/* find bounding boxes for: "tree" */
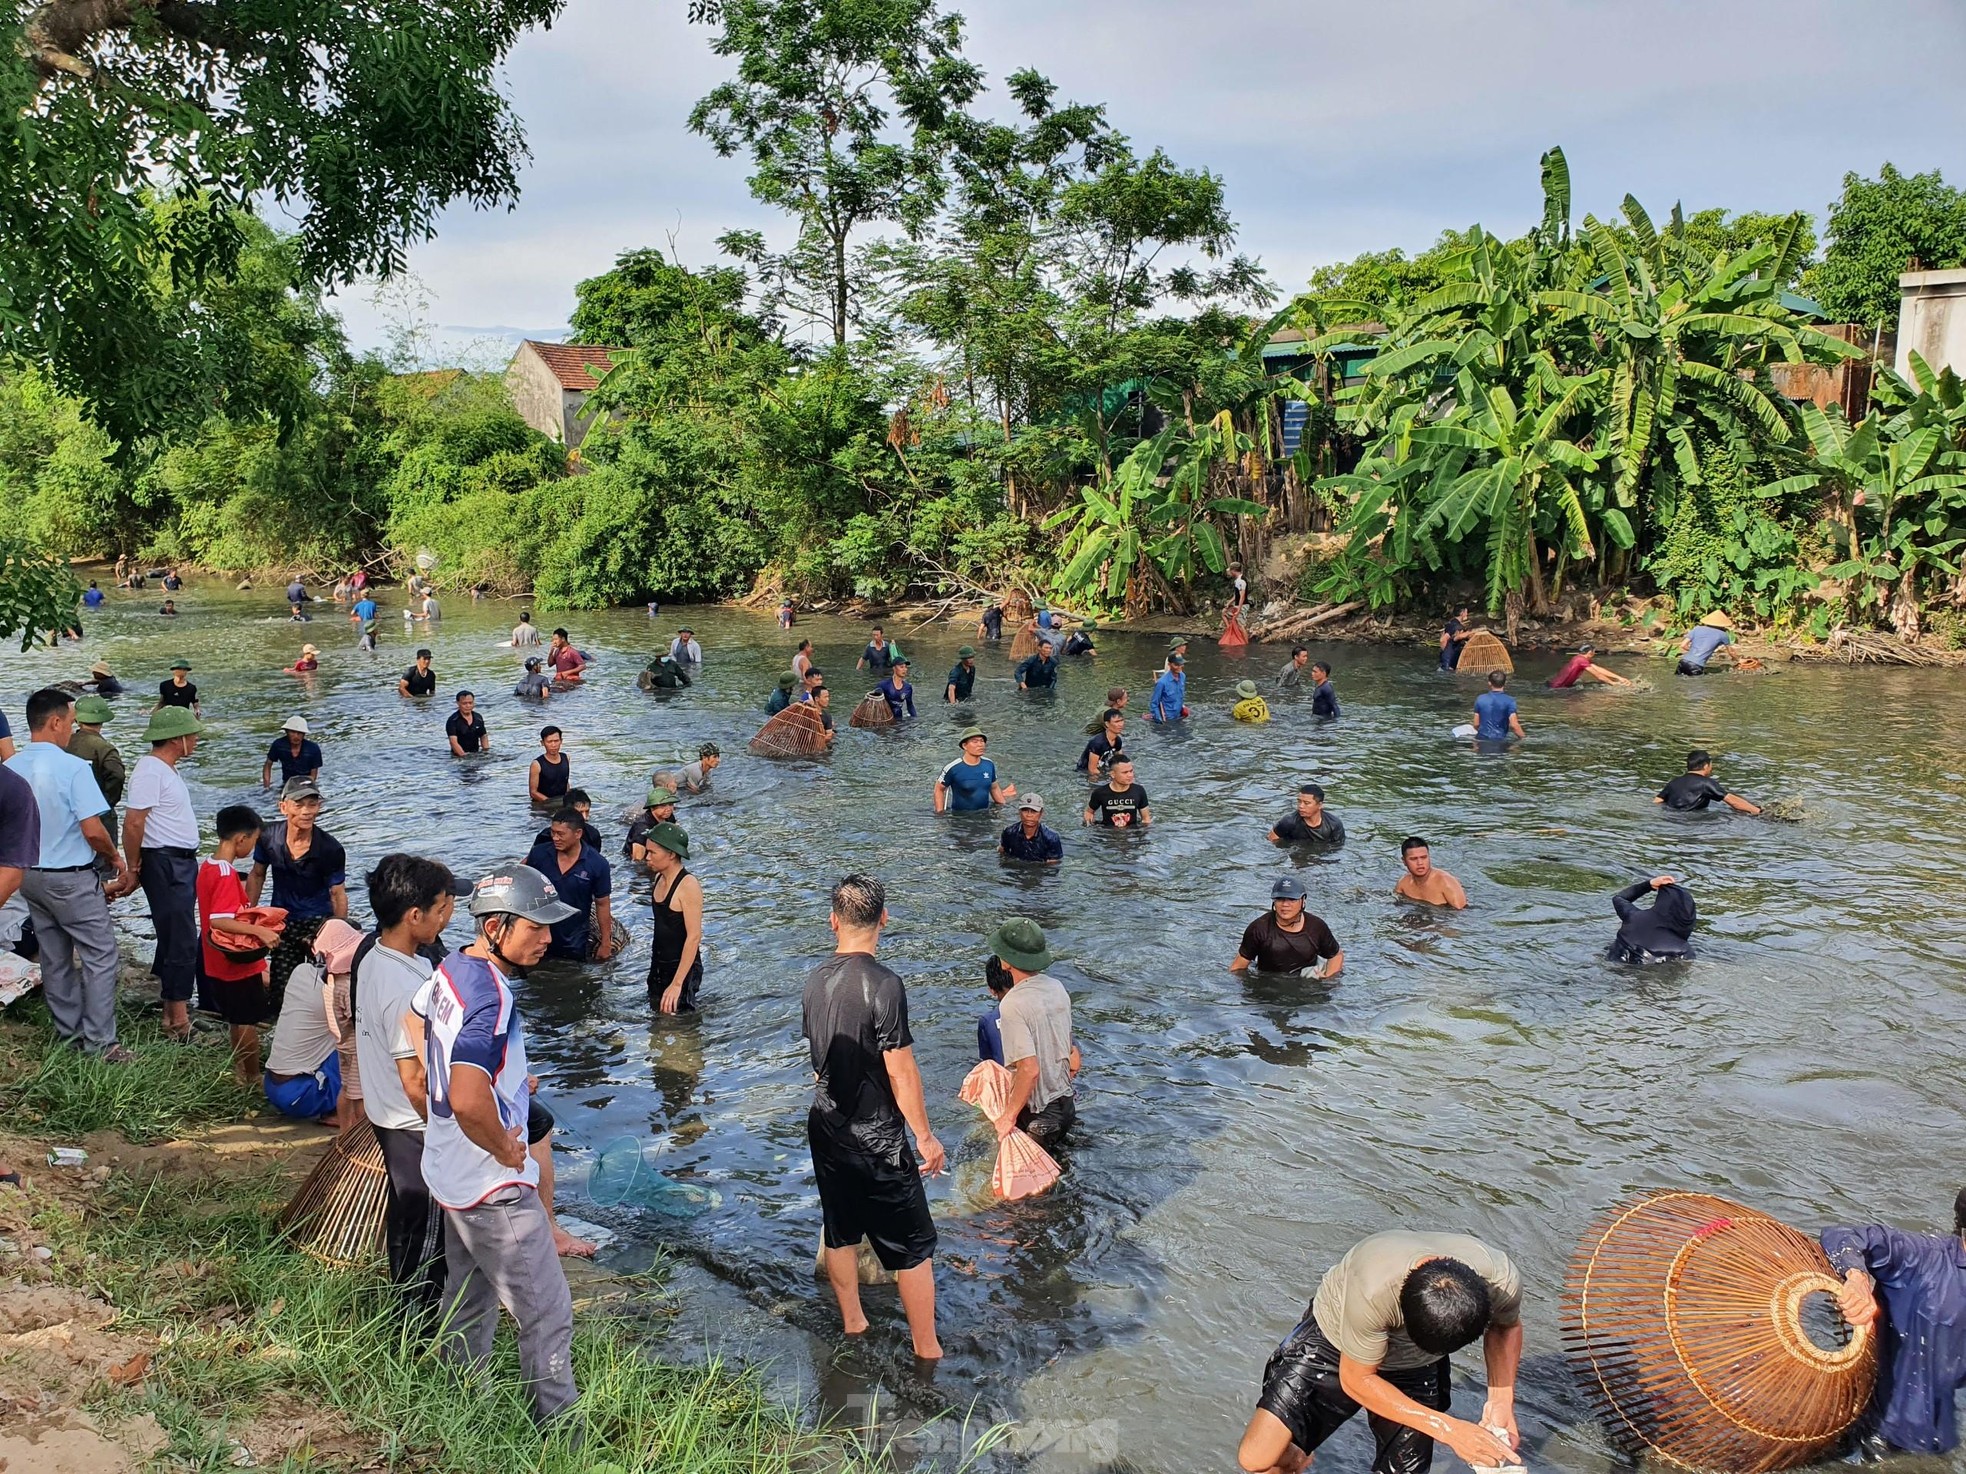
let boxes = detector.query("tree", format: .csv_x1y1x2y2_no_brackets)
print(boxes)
2,0,565,441
1679,208,1817,288
1807,165,1966,327
0,536,81,650
569,249,762,351
689,0,983,344
1301,233,1473,321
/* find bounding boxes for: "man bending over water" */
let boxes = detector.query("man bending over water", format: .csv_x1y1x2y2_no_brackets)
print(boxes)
1239,1231,1523,1474
1655,749,1760,815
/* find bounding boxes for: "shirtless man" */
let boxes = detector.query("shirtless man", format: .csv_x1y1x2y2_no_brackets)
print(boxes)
1393,837,1468,910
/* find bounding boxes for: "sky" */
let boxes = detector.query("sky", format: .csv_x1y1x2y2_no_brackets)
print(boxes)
323,0,1966,362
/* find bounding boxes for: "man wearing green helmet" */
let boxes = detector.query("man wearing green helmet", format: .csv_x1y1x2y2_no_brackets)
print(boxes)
945,646,978,704
125,705,207,1039
67,695,125,854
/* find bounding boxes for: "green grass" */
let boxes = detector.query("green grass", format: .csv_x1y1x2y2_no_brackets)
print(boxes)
39,1170,905,1473
0,997,257,1142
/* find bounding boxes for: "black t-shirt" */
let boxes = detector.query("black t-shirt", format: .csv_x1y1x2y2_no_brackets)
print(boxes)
1273,810,1346,845
157,679,198,708
802,953,913,1149
1078,733,1123,772
1086,781,1149,826
946,662,976,700
402,665,437,696
1659,773,1729,810
445,711,486,753
1238,911,1340,974
624,813,657,858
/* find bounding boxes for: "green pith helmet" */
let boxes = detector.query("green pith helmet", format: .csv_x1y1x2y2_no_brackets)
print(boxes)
72,695,113,724
957,645,976,659
777,671,797,690
1235,679,1259,699
168,657,192,671
645,821,689,859
143,707,206,743
645,785,677,808
957,725,987,746
987,916,1054,972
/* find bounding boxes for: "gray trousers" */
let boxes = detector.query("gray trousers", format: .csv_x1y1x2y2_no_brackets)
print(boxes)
20,868,119,1051
439,1186,577,1426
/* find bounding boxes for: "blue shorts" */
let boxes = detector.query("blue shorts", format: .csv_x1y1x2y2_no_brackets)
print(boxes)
263,1051,341,1119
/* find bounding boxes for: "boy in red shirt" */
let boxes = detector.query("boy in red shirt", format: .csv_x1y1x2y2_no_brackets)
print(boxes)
198,805,282,1083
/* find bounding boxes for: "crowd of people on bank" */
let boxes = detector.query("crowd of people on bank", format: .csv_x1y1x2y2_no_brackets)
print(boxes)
5,572,1960,1468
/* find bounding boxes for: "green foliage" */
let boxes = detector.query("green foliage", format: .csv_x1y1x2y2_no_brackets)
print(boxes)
0,999,254,1138
1680,208,1817,287
1807,164,1966,326
1646,433,1819,619
1,0,566,442
1301,232,1475,320
0,533,81,650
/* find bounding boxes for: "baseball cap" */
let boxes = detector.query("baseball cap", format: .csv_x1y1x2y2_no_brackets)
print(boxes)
280,776,323,802
1271,877,1308,901
1017,793,1045,813
1168,653,1185,666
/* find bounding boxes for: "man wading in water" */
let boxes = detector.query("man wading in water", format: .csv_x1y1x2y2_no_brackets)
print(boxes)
802,874,945,1360
641,822,702,1014
1239,1230,1524,1474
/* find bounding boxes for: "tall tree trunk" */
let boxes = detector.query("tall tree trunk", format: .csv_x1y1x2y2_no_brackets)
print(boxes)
1525,527,1550,616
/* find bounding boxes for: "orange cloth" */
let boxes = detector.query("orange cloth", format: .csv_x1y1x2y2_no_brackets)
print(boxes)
958,1060,1060,1201
1220,606,1248,647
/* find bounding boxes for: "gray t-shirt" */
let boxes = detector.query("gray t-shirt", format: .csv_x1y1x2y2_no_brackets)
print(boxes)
1277,660,1306,689
1310,1230,1522,1371
265,960,339,1076
355,943,433,1132
675,759,710,793
997,973,1075,1113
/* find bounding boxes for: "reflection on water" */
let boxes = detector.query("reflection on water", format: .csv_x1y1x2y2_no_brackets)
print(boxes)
10,586,1966,1472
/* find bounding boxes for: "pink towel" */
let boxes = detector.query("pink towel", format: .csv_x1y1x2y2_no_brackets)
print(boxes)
958,1060,1060,1201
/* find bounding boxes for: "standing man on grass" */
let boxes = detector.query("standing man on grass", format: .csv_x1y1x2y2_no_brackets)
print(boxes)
415,866,579,1428
7,689,134,1061
124,707,206,1041
247,776,349,1011
802,874,945,1359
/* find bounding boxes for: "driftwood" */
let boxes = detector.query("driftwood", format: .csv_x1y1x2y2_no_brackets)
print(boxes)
1787,627,1966,667
1248,600,1364,642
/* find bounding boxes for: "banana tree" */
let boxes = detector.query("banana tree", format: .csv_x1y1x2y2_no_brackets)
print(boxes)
1759,404,1966,633
1046,412,1268,614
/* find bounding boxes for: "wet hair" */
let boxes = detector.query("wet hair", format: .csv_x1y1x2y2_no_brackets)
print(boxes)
831,874,885,929
1299,783,1325,800
1400,1259,1493,1355
540,725,562,741
455,690,473,703
805,667,824,682
552,627,570,639
415,648,431,660
1487,670,1508,688
1290,645,1307,658
1102,708,1125,726
871,626,884,635
520,610,532,621
24,687,74,730
1312,661,1332,679
549,806,585,831
1110,755,1135,770
1401,835,1430,855
985,955,1014,997
1954,1188,1966,1236
1105,686,1127,705
1686,749,1711,771
368,853,458,928
567,788,592,807
798,638,812,653
215,805,263,842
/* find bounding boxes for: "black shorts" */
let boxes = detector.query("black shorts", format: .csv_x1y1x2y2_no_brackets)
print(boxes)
1675,659,1709,676
809,1111,937,1273
201,967,268,1026
647,955,703,1012
1258,1318,1451,1474
1018,1093,1076,1147
527,1099,555,1145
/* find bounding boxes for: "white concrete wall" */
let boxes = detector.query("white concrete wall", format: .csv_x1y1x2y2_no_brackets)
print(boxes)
505,349,569,443
1897,269,1966,378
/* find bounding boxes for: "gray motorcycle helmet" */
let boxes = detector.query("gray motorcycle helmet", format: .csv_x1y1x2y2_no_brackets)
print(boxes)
466,864,579,925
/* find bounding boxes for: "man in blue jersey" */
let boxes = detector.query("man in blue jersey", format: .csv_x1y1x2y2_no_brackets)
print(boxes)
414,866,580,1429
934,727,1015,813
1151,654,1188,723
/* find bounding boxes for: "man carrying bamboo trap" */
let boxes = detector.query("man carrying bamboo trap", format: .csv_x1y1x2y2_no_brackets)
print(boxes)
414,865,580,1430
1238,1231,1523,1474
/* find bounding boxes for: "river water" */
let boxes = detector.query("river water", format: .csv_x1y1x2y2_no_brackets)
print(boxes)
9,584,1966,1472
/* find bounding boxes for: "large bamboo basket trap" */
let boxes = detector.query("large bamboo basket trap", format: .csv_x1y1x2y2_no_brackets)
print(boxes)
1458,629,1513,672
279,1118,389,1269
1562,1191,1875,1473
1008,625,1041,661
750,701,830,757
848,691,894,728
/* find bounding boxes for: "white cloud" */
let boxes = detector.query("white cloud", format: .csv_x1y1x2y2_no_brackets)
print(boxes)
331,0,1966,352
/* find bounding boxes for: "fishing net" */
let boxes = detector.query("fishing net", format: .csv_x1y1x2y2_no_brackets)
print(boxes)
1458,629,1513,672
749,702,829,757
585,913,630,960
1003,588,1034,620
1562,1190,1874,1473
848,691,894,728
279,1119,388,1268
587,1134,721,1217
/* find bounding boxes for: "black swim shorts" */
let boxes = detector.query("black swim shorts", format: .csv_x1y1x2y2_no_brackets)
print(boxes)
1675,659,1709,676
809,1111,937,1273
527,1098,555,1146
1258,1316,1451,1474
1018,1094,1076,1148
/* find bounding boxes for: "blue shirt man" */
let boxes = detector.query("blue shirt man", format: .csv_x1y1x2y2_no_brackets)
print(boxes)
352,596,377,623
1823,1204,1966,1453
83,584,105,609
877,667,917,719
999,798,1063,864
521,834,611,959
6,736,110,869
1151,660,1187,723
1015,650,1058,691
1473,686,1519,740
1679,621,1733,673
936,728,1005,813
265,732,324,784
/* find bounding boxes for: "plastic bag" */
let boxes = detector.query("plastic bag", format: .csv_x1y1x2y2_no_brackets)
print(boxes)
958,1059,1059,1202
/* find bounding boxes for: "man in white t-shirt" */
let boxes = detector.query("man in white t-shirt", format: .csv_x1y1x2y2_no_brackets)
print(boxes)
414,865,579,1427
986,918,1080,1148
124,706,206,1039
355,853,465,1317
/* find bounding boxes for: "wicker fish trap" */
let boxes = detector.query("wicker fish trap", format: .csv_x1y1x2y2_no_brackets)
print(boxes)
749,702,829,757
1562,1191,1875,1473
1008,625,1041,661
1458,629,1513,672
278,1119,389,1269
848,692,894,728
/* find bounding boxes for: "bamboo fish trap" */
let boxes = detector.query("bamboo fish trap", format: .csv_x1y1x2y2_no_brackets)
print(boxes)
1457,629,1513,672
749,701,830,757
278,1119,389,1269
1008,624,1042,661
1562,1191,1875,1473
848,691,894,728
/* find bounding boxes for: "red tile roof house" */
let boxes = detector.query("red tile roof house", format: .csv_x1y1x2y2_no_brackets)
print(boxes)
504,340,626,450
